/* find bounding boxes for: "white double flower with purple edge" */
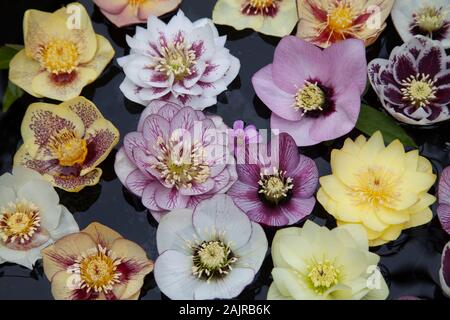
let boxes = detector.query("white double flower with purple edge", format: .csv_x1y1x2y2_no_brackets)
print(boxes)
118,10,240,110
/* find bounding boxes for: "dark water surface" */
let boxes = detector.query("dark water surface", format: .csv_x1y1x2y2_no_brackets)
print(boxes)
0,0,449,300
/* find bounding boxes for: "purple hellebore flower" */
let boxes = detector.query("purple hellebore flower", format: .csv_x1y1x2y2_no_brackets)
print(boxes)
114,101,237,221
228,132,318,227
440,241,450,298
252,36,366,147
437,166,450,234
368,36,450,126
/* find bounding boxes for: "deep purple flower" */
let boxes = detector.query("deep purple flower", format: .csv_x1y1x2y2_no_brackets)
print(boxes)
252,36,366,146
368,36,450,125
440,241,450,298
114,101,237,221
228,132,318,226
437,166,450,234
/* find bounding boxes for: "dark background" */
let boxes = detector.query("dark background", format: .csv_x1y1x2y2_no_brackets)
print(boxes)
0,0,449,300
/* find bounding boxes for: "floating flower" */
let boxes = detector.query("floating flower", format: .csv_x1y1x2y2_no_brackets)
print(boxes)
14,97,119,192
392,0,449,49
154,194,267,299
114,101,237,221
42,222,153,300
296,0,394,48
0,166,79,269
228,132,318,226
9,2,115,101
437,166,450,234
94,0,182,28
212,0,298,37
368,36,450,125
440,241,450,298
252,36,366,146
268,220,389,300
118,10,240,110
317,131,436,247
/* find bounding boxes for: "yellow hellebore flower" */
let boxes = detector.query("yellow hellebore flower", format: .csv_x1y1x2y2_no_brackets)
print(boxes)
9,2,115,101
268,220,389,300
317,131,436,247
14,97,119,192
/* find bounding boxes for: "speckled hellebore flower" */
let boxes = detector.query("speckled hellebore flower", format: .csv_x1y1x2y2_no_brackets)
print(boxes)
437,166,450,235
317,131,437,247
252,36,366,146
0,166,79,269
93,0,182,28
118,10,240,110
392,0,449,49
439,241,450,298
212,0,298,37
42,222,153,300
9,2,115,101
14,97,119,192
296,0,394,48
268,220,389,300
154,194,267,300
228,132,318,226
368,36,450,125
114,101,237,222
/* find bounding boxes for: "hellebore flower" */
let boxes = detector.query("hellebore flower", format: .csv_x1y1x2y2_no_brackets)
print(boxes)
154,194,267,299
437,166,450,234
392,0,449,49
9,2,115,101
368,36,450,125
440,241,450,298
317,131,437,247
0,166,79,269
229,120,260,156
118,10,240,110
228,132,318,226
212,0,298,37
114,101,237,221
42,222,153,300
14,97,119,192
93,0,182,28
252,36,366,146
296,0,395,48
268,220,389,300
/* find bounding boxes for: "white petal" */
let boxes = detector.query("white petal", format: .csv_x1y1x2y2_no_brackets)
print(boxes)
119,78,146,106
0,241,51,269
121,54,152,88
157,208,197,254
221,56,240,86
154,249,201,299
114,147,138,186
0,185,16,205
48,205,79,240
11,166,44,188
235,222,268,271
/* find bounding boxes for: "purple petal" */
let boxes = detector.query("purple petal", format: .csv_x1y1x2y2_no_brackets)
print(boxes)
382,85,406,106
270,113,316,147
125,169,153,197
123,132,147,160
233,120,245,131
200,59,230,83
439,167,450,206
437,204,450,235
142,182,162,211
441,244,450,288
247,205,289,227
114,147,137,186
142,114,170,146
169,106,200,132
276,133,300,173
179,179,215,196
434,85,450,105
393,53,418,83
290,154,318,198
235,163,261,186
280,196,315,225
417,44,446,79
137,101,181,131
154,185,189,210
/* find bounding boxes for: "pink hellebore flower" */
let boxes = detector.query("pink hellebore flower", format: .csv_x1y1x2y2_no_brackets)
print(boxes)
252,36,366,146
114,101,237,221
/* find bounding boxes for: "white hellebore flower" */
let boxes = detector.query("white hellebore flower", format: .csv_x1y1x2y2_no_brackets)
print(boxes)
0,166,79,268
392,0,450,48
118,10,240,110
154,194,267,299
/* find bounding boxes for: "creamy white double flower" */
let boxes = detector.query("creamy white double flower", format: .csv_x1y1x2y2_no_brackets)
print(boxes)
118,10,240,110
0,166,79,268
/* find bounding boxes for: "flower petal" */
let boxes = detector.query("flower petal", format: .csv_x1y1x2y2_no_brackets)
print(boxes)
8,49,43,98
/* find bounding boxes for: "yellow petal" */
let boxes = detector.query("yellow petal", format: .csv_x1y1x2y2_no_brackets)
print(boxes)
379,224,403,241
417,156,433,174
354,134,367,147
330,149,364,186
405,150,419,172
257,0,298,37
60,96,103,128
319,175,349,202
375,139,405,171
81,35,115,78
401,171,436,194
404,208,432,229
50,271,75,300
360,206,388,232
31,67,97,101
316,188,339,220
341,137,361,155
376,206,410,225
52,167,103,192
213,0,264,31
82,222,123,248
8,49,43,98
358,131,385,165
23,9,52,59
408,193,436,214
369,238,389,247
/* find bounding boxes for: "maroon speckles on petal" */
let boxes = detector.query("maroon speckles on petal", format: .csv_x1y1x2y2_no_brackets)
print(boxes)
241,1,278,17
190,41,204,59
67,100,102,128
52,169,102,191
29,110,77,148
50,71,77,86
83,129,118,170
150,71,168,83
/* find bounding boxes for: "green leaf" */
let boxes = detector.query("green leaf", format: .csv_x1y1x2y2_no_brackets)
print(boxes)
0,44,22,69
2,81,24,112
356,104,417,147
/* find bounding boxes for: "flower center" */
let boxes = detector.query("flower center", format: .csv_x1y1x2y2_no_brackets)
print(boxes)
0,200,40,245
128,0,145,6
351,166,401,207
154,135,210,189
294,81,326,114
48,130,88,167
192,240,238,281
39,39,79,75
307,260,340,294
70,245,122,294
414,6,446,33
401,74,437,108
258,167,294,205
327,1,354,32
249,0,273,9
241,0,278,16
154,40,197,81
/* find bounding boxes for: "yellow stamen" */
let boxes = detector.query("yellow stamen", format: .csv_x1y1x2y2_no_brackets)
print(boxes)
249,0,273,9
327,1,354,32
38,39,79,75
294,81,326,113
48,130,88,167
154,40,197,81
258,167,294,204
415,6,447,33
0,200,41,245
307,260,340,294
401,73,437,108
